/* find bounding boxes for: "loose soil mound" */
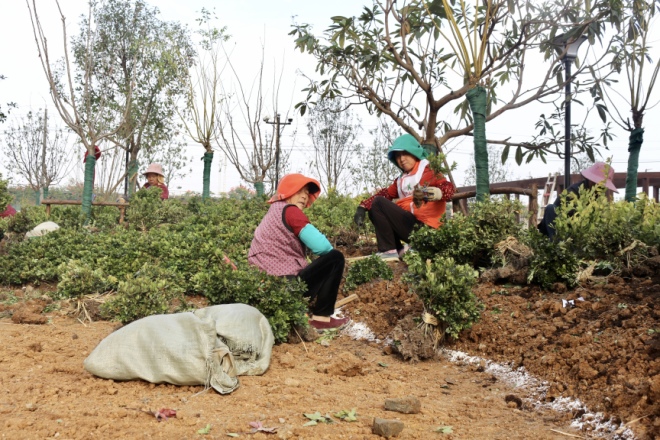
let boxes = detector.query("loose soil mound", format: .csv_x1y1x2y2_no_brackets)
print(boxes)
0,258,657,439
340,263,660,440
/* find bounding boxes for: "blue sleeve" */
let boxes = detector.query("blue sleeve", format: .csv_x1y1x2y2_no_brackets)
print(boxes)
298,224,333,256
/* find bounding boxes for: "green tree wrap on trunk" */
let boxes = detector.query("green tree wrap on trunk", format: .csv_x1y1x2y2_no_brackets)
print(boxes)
35,189,41,206
254,181,264,197
82,155,96,219
467,86,489,202
625,128,644,202
42,187,49,201
128,160,139,196
202,152,214,200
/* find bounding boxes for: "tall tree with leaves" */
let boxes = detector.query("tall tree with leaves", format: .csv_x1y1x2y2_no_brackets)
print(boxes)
591,0,659,201
71,0,195,197
2,109,74,204
306,98,361,192
290,0,617,201
27,0,134,218
179,8,229,200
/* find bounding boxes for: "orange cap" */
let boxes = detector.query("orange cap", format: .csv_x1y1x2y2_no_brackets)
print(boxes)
268,173,321,207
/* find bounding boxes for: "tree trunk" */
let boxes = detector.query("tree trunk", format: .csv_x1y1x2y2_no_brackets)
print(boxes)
624,128,644,202
82,155,97,220
34,189,41,206
254,181,264,196
467,86,490,202
202,152,214,200
127,158,139,197
42,186,49,200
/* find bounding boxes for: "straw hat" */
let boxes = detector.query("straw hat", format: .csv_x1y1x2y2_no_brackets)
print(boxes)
268,174,321,208
142,163,164,177
581,162,618,192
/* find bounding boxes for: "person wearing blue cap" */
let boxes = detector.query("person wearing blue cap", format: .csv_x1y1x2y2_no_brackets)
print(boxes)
353,134,455,261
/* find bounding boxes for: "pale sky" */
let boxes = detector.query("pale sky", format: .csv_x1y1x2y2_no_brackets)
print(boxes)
2,1,660,196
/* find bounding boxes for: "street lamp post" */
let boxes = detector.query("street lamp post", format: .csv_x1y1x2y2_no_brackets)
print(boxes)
263,113,293,189
553,34,587,190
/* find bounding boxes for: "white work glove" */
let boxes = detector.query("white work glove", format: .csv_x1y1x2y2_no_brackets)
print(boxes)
422,186,443,201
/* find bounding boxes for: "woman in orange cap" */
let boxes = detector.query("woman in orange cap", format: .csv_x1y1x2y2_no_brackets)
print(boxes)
141,163,169,200
538,161,618,239
248,173,348,331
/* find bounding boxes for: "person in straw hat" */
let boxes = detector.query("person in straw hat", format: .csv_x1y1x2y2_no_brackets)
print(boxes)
538,161,618,240
141,163,169,200
248,173,349,331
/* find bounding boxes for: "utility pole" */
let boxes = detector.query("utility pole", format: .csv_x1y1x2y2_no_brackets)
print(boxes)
264,113,293,189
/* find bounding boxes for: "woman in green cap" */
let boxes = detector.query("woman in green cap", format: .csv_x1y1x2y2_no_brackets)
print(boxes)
353,134,455,261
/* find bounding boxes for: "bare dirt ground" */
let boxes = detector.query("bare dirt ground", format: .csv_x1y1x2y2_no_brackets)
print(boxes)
0,257,658,440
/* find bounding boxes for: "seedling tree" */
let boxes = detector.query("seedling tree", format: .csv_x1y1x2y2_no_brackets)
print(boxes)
26,0,134,218
306,97,361,193
2,109,74,204
215,40,295,196
290,0,618,201
178,8,229,200
590,0,660,201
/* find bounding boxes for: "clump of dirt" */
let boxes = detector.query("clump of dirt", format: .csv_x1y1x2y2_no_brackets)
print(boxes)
342,262,422,340
10,299,49,324
390,314,436,362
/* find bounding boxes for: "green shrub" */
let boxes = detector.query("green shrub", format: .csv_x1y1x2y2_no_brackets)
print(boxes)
0,173,11,213
632,193,660,249
525,228,580,289
410,198,525,267
56,259,115,299
306,190,369,243
6,206,48,235
344,254,393,291
100,263,186,324
403,253,481,340
192,265,309,343
552,186,639,262
127,187,188,231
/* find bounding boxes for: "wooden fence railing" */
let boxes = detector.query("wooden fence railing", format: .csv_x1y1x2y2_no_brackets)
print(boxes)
451,185,539,228
42,199,130,224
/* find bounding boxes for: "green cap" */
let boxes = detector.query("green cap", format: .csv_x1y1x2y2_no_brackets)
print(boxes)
387,134,426,170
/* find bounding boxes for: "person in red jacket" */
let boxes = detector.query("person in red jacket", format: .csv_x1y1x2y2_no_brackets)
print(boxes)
354,134,455,261
141,163,169,200
1,204,16,218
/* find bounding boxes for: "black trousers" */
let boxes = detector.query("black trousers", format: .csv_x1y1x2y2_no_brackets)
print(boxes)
297,249,345,317
368,196,422,252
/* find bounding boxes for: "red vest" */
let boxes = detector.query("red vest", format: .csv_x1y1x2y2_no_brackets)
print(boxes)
248,201,308,276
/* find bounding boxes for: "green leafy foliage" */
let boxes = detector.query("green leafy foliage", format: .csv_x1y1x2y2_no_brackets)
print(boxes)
403,253,481,340
410,198,524,267
548,185,656,271
633,193,660,248
552,185,638,262
526,228,580,289
127,187,187,231
334,408,358,422
0,173,11,213
344,254,393,291
192,265,309,343
100,263,186,324
5,206,48,235
56,259,115,299
306,190,365,241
